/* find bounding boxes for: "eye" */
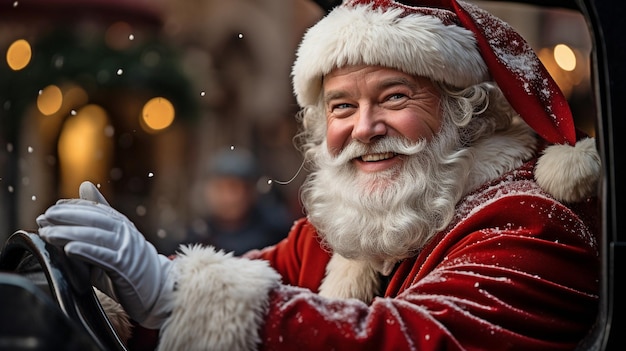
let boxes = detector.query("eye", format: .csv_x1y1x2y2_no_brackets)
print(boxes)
332,102,353,110
386,93,407,101
328,102,355,117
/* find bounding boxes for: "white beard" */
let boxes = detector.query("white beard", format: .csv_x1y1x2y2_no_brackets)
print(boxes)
301,120,471,263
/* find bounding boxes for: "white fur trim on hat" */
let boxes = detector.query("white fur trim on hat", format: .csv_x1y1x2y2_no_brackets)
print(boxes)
535,137,601,203
292,3,488,106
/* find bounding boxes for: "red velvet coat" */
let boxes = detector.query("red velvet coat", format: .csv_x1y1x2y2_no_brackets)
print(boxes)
254,159,599,350
127,159,599,351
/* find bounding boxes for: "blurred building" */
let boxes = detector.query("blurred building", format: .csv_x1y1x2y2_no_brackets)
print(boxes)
0,0,322,249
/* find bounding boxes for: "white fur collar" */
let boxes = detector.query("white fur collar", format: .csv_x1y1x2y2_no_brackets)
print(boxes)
463,118,537,195
318,253,384,303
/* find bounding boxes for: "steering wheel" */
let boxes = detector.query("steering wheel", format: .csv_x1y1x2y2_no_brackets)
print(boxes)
0,230,128,351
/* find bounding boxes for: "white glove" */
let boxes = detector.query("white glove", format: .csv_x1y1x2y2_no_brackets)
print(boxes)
37,181,173,329
79,181,110,206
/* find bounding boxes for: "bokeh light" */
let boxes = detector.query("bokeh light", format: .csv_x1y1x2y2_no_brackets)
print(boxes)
37,85,63,116
554,44,577,72
141,97,175,132
58,104,113,197
6,39,32,71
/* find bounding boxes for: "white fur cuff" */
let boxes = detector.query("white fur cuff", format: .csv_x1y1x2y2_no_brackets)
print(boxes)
157,245,281,351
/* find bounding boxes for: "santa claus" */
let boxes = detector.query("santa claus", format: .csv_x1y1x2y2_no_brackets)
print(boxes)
37,0,601,350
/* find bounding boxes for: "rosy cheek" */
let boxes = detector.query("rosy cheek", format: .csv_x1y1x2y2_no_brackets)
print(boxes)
326,137,342,156
410,125,433,142
325,123,348,156
403,117,441,143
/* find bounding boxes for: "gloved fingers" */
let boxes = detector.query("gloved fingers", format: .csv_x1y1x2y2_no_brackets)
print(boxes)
35,214,50,227
52,199,127,223
63,241,119,272
39,226,117,249
51,198,121,217
79,181,110,206
52,198,119,214
56,199,94,205
40,202,124,229
36,202,101,227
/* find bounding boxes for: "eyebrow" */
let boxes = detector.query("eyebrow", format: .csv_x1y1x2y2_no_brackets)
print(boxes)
323,90,347,105
377,76,420,92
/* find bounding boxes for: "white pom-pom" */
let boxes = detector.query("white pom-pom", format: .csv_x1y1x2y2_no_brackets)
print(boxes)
535,137,600,203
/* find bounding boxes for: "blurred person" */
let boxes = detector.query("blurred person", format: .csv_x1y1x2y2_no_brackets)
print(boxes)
37,0,601,350
186,148,292,256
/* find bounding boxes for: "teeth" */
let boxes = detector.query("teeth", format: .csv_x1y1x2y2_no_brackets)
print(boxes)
361,152,395,162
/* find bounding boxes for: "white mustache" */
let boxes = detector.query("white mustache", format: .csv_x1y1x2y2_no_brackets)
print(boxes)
327,137,427,167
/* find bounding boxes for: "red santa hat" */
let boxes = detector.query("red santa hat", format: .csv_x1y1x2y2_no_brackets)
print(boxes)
292,0,600,203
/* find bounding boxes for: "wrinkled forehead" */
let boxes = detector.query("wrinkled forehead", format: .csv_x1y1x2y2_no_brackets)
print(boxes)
321,64,441,96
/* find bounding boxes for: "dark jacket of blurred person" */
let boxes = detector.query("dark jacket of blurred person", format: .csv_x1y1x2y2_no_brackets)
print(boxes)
186,148,292,256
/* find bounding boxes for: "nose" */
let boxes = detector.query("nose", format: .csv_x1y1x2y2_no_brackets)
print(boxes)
351,106,387,143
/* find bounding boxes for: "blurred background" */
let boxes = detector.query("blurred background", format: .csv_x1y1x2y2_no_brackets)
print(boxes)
0,0,594,254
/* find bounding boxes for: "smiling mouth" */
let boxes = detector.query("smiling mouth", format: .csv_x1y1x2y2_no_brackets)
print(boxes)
360,152,396,162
